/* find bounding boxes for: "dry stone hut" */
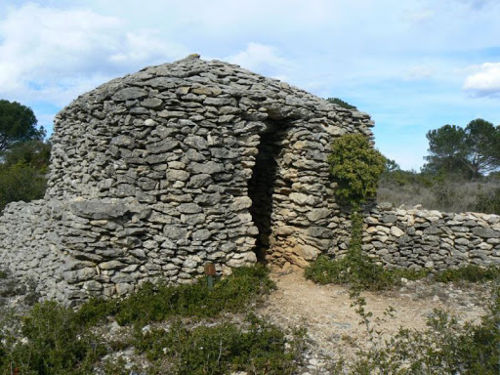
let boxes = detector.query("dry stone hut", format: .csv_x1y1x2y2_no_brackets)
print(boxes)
0,55,374,303
2,55,497,305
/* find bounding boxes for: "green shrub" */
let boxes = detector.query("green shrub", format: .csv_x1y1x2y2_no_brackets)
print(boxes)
0,301,105,375
434,265,500,283
305,254,398,291
0,266,278,374
328,133,386,207
2,140,51,170
134,314,305,375
327,97,357,110
111,265,274,327
474,187,500,215
0,162,47,211
72,265,274,328
305,213,398,291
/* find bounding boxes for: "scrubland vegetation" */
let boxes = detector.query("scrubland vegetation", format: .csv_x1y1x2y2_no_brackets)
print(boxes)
0,266,306,375
378,168,500,214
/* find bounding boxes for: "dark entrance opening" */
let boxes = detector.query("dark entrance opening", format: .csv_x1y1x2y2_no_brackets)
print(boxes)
247,120,289,262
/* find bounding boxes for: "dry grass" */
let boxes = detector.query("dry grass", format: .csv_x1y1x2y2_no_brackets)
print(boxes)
377,172,500,214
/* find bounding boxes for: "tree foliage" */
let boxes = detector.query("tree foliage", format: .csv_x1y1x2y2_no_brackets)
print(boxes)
2,140,51,170
327,97,357,110
0,99,45,152
0,101,50,211
0,163,48,211
423,119,500,178
328,133,386,207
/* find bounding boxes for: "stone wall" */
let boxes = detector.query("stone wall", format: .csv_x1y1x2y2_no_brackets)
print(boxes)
332,203,500,270
0,55,374,304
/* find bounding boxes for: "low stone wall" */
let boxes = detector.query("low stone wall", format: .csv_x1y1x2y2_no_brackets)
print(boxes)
1,198,499,304
333,203,500,270
0,200,75,303
0,197,258,305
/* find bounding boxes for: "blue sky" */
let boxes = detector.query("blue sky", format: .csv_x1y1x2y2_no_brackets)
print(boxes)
0,0,499,170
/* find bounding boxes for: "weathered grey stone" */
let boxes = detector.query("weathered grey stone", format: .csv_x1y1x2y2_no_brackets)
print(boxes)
163,225,188,240
112,87,148,101
187,174,212,188
185,135,208,149
191,161,224,174
100,260,125,270
177,203,202,214
289,193,315,206
63,268,97,283
473,227,500,238
111,135,135,148
382,215,397,224
167,169,190,182
231,196,253,211
306,208,331,222
141,98,163,108
70,200,128,220
192,229,211,241
147,140,179,153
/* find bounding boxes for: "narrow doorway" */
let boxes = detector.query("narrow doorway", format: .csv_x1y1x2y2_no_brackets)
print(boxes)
247,120,289,262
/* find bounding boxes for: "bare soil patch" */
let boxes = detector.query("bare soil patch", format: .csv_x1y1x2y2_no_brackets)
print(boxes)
258,269,492,372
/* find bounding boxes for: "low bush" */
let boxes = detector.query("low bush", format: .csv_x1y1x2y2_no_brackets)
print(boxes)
74,265,274,328
306,253,499,290
0,301,105,375
305,213,400,291
134,314,306,375
114,265,274,326
305,254,399,291
0,265,278,375
434,264,500,283
474,186,500,215
0,162,47,212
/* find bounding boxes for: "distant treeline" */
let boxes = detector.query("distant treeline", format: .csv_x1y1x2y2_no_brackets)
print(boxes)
0,100,50,211
378,118,500,214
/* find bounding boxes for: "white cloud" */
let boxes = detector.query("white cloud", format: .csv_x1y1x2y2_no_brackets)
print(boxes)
463,62,500,96
0,3,188,106
226,43,294,81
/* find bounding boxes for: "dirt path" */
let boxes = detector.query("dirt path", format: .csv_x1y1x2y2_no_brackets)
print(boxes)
258,270,490,371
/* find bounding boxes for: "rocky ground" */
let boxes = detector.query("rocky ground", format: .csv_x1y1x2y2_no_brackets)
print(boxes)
0,267,494,374
258,269,493,374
